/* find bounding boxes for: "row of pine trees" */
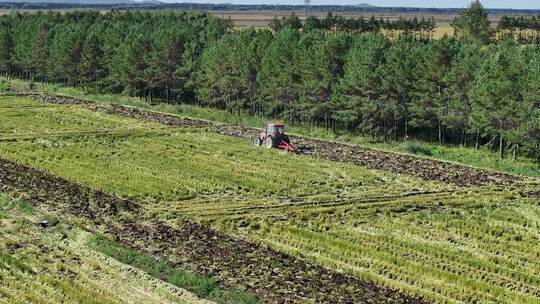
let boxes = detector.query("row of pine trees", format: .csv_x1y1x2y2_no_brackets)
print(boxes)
270,12,437,39
0,10,231,100
497,15,540,42
0,7,539,160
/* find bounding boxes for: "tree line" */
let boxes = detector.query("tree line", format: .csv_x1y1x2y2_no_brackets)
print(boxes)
0,4,539,161
0,10,231,102
270,13,436,39
497,15,540,43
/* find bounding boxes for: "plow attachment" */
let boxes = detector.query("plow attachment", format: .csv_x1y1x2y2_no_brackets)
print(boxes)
278,140,296,152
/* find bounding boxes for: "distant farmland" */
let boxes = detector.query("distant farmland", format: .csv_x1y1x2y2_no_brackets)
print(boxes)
212,10,515,36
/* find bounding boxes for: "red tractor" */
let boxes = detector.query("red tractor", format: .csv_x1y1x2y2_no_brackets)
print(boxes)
253,123,295,152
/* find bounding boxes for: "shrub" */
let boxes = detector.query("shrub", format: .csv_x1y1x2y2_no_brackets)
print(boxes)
399,141,433,156
0,81,10,92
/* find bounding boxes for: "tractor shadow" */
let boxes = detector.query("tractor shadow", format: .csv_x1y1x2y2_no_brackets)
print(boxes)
294,146,314,155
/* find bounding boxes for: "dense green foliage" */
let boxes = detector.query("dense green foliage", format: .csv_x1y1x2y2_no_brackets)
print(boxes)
0,10,231,101
0,5,539,160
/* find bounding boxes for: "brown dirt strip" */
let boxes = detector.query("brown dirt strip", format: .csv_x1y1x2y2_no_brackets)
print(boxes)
523,191,540,201
0,157,427,304
14,92,527,187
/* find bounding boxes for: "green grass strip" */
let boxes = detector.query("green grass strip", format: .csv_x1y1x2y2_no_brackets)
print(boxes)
87,235,257,304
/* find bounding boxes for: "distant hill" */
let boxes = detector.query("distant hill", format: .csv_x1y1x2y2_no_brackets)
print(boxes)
0,1,538,16
354,3,375,8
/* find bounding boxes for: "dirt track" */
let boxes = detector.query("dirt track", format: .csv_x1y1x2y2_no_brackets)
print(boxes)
0,157,427,304
24,93,526,188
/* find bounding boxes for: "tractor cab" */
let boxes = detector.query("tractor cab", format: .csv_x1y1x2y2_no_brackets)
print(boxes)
253,123,295,152
265,124,285,137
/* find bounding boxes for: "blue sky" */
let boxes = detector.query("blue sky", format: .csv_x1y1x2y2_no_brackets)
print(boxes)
170,1,540,9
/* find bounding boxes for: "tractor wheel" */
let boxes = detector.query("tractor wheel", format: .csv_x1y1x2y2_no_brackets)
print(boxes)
253,137,262,146
265,137,274,149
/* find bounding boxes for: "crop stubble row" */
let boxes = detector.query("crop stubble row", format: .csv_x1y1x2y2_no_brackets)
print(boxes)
0,157,427,303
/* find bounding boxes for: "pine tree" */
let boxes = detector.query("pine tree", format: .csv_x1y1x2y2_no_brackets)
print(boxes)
11,18,34,79
451,0,492,44
198,33,248,110
470,40,526,158
522,49,540,160
0,20,13,77
198,29,272,113
146,28,188,102
114,33,152,99
440,41,484,147
296,32,332,125
283,13,302,31
333,33,389,135
30,28,49,83
49,24,84,85
79,31,107,92
304,16,321,32
411,36,459,143
379,35,424,139
242,29,273,115
258,28,302,120
321,12,336,30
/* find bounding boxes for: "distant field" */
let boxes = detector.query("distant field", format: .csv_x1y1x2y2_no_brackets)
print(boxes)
211,9,513,36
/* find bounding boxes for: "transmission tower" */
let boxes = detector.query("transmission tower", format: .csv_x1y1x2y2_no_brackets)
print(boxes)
304,0,311,18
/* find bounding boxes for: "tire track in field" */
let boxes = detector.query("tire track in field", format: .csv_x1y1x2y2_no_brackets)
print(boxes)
177,189,462,217
176,188,513,221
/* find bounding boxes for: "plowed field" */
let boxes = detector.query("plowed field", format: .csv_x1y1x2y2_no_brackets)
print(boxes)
1,94,539,303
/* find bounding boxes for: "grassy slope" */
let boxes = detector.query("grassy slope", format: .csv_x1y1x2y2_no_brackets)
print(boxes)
0,96,538,303
6,78,538,177
0,194,208,304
